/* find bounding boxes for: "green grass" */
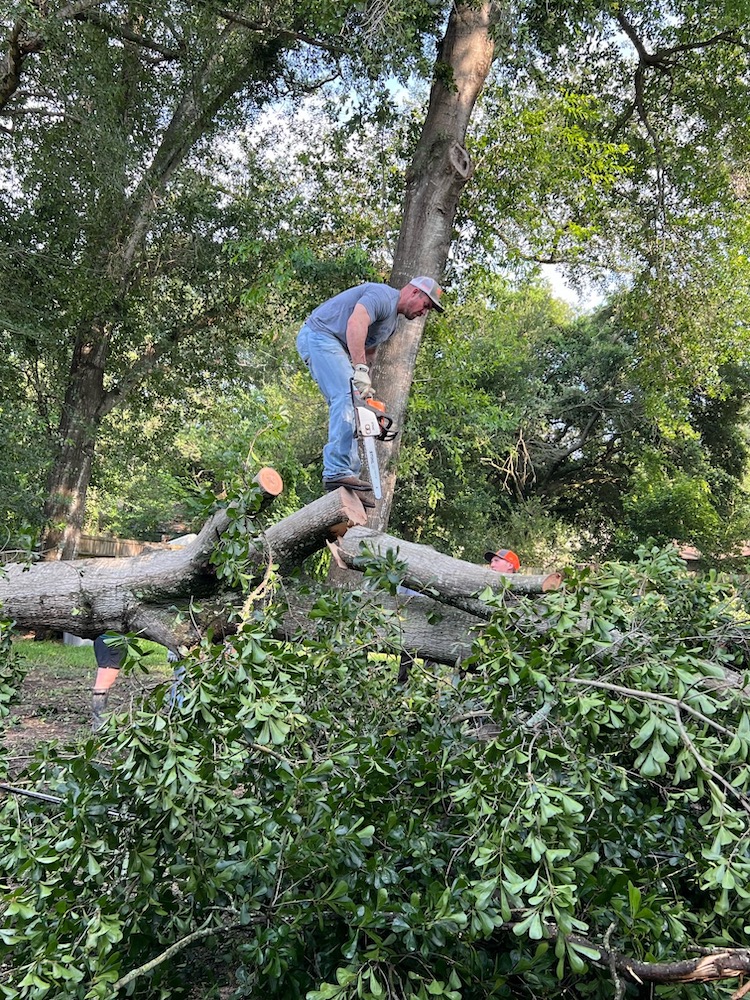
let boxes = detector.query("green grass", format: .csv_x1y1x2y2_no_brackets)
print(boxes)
12,638,171,676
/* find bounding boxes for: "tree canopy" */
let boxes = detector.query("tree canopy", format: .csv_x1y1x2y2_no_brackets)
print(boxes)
3,0,750,560
4,3,750,991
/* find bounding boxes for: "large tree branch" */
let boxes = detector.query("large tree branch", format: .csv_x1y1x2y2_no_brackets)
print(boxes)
217,8,346,55
0,485,561,662
334,526,561,618
112,20,278,289
526,923,750,988
0,16,40,111
617,11,750,66
529,411,602,474
73,8,184,60
611,10,750,215
0,477,374,648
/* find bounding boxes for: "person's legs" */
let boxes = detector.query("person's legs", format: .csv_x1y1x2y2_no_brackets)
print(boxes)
167,649,185,708
297,325,360,480
92,634,126,730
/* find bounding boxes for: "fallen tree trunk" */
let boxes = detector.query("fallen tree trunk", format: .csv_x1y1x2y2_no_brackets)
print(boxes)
0,484,369,648
333,526,561,618
281,581,484,666
0,482,558,660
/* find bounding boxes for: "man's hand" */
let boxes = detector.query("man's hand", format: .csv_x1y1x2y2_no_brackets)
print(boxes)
352,364,373,398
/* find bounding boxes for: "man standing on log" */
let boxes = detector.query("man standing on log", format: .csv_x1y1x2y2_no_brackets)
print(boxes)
297,277,444,496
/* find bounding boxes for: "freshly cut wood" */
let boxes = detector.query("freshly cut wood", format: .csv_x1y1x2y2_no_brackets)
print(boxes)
255,466,283,498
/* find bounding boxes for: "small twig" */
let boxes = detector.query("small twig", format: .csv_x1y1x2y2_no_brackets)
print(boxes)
270,830,290,909
451,710,493,723
563,676,734,737
0,782,133,819
246,742,292,765
241,544,275,618
0,782,63,806
109,915,255,992
604,921,625,1000
672,708,750,817
524,701,555,729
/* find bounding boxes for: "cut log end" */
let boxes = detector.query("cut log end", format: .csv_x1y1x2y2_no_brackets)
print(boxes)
327,522,350,541
325,490,371,544
327,539,347,568
254,467,283,497
332,488,370,526
542,572,563,592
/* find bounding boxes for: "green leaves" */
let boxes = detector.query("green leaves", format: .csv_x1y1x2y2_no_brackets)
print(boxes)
0,615,26,728
5,549,750,997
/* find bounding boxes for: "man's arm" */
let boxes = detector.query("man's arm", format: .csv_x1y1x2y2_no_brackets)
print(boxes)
345,303,371,366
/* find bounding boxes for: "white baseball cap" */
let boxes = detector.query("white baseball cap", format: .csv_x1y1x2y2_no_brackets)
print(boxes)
409,276,445,312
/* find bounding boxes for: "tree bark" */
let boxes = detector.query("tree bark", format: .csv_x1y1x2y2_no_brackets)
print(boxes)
539,928,750,989
0,483,562,663
3,487,369,648
334,526,560,618
280,584,483,667
41,325,111,560
372,1,499,530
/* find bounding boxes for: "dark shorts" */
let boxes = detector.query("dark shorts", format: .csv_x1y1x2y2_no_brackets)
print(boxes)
94,634,126,669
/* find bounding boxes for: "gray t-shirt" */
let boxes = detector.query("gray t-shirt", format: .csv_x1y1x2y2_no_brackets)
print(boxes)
305,283,400,351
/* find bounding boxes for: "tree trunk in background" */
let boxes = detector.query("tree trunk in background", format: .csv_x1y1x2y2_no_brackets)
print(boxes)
41,327,110,560
37,22,269,558
372,1,498,531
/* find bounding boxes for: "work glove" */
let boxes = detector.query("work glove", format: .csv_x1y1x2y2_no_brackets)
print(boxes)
352,363,374,398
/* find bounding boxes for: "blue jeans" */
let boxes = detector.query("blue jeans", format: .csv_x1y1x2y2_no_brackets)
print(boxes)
296,324,360,480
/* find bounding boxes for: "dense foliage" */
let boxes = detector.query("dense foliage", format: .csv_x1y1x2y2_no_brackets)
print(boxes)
3,0,750,559
4,2,750,996
390,275,750,564
3,546,750,998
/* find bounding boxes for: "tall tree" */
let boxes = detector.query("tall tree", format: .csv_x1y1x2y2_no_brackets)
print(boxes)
373,0,499,529
373,0,750,529
0,0,444,558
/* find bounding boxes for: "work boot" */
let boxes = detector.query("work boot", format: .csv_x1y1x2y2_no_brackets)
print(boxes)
323,475,373,493
91,690,108,732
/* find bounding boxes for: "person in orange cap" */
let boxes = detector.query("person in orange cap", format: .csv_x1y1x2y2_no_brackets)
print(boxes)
484,547,521,574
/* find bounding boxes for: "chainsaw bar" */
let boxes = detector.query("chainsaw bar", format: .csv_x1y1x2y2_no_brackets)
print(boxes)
351,384,398,501
363,436,382,499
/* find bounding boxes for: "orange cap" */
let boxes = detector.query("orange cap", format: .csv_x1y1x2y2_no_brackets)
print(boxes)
484,548,520,573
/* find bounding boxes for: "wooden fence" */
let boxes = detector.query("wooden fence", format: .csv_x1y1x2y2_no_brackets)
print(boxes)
76,534,165,559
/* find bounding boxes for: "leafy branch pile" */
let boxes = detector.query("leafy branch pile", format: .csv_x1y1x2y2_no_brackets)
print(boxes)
2,547,750,998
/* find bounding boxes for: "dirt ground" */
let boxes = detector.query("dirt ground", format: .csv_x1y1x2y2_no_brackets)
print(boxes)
2,658,172,774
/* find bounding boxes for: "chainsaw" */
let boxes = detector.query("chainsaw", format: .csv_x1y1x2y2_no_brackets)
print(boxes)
351,384,397,500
